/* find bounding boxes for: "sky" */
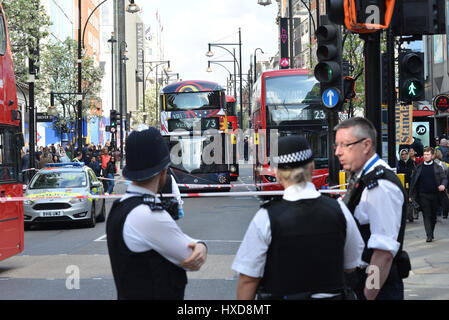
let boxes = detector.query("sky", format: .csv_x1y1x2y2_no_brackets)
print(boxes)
140,0,279,87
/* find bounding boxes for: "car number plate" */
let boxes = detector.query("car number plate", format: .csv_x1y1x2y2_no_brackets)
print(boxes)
41,211,63,217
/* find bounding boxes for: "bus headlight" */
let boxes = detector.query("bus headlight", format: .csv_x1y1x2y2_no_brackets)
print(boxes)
264,175,277,183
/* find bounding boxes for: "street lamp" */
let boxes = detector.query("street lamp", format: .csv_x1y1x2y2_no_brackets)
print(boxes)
206,28,243,128
207,60,237,99
257,0,272,5
126,0,141,13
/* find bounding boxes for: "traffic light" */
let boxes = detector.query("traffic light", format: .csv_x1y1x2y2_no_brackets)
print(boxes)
314,19,343,110
399,51,424,102
110,110,118,127
392,0,446,36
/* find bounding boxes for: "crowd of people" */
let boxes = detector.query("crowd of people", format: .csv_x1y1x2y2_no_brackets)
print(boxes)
21,141,121,195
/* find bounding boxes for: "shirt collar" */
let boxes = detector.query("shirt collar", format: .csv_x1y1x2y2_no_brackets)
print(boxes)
355,153,380,178
283,182,321,201
424,160,434,165
123,183,161,203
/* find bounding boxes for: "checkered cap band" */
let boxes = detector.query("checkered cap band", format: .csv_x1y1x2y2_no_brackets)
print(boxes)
274,148,313,164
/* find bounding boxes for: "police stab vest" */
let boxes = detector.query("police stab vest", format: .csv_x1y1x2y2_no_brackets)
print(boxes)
344,165,407,265
260,195,347,297
106,196,187,300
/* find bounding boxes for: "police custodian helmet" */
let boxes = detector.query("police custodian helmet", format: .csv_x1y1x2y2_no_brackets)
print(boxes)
273,135,314,170
122,127,171,182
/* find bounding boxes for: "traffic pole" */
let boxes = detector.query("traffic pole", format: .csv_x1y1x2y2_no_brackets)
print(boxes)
386,27,397,168
363,31,383,157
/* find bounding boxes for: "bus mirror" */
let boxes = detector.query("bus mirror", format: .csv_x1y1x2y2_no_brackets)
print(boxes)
16,133,25,149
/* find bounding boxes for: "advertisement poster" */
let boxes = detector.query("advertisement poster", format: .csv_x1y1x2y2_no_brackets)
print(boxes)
396,103,413,145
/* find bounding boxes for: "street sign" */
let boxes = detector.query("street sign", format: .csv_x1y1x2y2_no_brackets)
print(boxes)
321,88,340,109
280,58,290,68
36,113,53,122
433,94,449,113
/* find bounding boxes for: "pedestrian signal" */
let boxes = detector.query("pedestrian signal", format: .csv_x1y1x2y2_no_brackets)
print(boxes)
399,51,424,102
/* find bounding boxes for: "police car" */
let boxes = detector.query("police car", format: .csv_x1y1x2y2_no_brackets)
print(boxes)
23,163,106,228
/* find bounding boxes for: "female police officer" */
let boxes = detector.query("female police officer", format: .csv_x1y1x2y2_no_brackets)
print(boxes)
106,126,207,300
232,135,364,300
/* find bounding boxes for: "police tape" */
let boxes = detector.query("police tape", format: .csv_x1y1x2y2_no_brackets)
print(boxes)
96,173,329,189
1,189,347,203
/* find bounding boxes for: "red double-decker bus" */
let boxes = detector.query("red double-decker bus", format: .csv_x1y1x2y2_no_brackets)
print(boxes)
160,80,232,191
0,3,25,262
251,69,328,191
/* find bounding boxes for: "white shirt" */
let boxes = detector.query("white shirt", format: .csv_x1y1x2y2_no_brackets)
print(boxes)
232,182,365,278
353,154,404,264
121,184,197,269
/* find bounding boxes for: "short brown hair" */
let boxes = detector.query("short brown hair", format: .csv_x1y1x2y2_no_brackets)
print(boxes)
423,147,435,155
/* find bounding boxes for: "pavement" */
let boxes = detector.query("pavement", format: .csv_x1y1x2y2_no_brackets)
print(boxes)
403,214,449,299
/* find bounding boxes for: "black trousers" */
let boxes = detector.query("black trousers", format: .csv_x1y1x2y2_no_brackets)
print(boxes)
418,192,439,238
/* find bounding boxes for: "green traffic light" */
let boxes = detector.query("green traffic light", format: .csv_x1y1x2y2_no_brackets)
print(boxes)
327,66,333,82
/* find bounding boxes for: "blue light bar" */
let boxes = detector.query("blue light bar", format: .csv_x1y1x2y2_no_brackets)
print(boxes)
45,162,85,168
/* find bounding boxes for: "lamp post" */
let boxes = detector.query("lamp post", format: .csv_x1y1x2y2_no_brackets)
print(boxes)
118,41,129,168
77,0,140,151
108,33,117,147
207,60,237,99
142,60,171,126
206,28,243,128
253,48,264,81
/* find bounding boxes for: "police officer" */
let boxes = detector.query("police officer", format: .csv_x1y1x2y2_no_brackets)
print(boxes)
334,117,409,300
232,135,364,300
106,127,207,300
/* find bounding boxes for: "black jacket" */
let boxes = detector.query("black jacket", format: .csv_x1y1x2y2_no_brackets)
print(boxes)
104,161,117,176
396,159,416,186
410,162,448,202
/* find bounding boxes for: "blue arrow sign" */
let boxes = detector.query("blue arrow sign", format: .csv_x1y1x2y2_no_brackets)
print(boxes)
322,88,340,109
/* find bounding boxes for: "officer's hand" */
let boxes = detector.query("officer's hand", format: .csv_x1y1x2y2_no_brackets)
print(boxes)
182,242,207,271
439,185,446,192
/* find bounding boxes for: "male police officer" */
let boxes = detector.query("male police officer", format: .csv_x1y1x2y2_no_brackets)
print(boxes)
232,135,364,300
106,127,207,300
335,117,410,300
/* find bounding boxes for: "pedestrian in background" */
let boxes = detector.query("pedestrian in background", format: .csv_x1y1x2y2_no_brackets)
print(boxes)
397,149,416,189
104,156,117,194
232,135,364,300
410,147,448,242
438,138,449,163
334,117,409,300
409,147,423,166
106,127,207,300
434,149,449,219
89,156,102,178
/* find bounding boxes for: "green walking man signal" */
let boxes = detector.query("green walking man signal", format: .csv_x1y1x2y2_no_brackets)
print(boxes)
399,50,424,102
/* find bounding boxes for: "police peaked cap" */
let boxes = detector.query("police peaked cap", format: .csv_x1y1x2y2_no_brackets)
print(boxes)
274,135,314,169
122,127,171,181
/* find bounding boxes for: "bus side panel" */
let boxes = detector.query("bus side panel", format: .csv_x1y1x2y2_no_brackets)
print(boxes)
0,183,24,261
0,4,23,262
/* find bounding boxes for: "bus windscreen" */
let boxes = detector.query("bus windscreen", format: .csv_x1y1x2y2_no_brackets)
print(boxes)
265,74,322,125
165,91,222,111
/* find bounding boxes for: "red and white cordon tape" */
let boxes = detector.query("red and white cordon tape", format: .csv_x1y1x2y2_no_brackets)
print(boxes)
0,188,346,203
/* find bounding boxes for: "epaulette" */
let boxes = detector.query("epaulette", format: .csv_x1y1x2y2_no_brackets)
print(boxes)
361,165,387,190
